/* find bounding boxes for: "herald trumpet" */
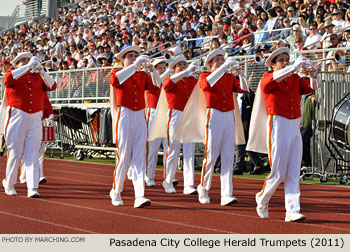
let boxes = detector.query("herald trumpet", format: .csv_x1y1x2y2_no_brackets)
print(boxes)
163,46,182,62
227,53,265,73
139,57,154,72
42,54,62,65
164,49,176,62
30,54,62,73
299,49,345,73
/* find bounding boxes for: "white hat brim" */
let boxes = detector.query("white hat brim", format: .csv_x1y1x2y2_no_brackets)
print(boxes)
116,45,140,60
265,47,290,68
169,55,186,70
11,52,33,65
204,49,225,68
152,57,166,67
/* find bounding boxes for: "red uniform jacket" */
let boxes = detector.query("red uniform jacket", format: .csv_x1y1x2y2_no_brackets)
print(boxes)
260,71,314,119
43,92,53,119
162,76,197,111
110,69,158,111
199,72,247,112
4,67,57,114
146,88,161,109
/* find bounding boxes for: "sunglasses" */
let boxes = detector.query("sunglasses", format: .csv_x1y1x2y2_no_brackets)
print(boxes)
330,37,338,40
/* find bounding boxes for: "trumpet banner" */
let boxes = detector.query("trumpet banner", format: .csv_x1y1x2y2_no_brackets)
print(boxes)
0,88,8,135
172,83,207,143
148,87,168,141
245,81,269,154
171,82,246,145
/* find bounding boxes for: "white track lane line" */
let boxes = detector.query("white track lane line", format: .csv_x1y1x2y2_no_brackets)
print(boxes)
1,160,350,233
0,211,97,234
42,167,350,206
45,160,350,194
35,177,350,233
0,192,236,234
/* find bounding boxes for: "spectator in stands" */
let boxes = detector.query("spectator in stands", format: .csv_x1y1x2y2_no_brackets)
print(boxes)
266,8,278,37
326,34,346,72
55,36,65,58
305,6,315,25
280,18,293,40
0,59,11,76
335,0,347,17
297,14,309,36
345,9,350,28
259,10,269,26
343,29,350,47
332,8,346,32
304,22,322,49
321,20,335,48
295,36,306,51
286,25,306,50
301,93,317,168
255,19,270,45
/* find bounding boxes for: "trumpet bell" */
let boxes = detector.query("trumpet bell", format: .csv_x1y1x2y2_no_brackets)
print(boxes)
255,53,265,65
334,49,345,64
51,55,61,65
164,50,175,62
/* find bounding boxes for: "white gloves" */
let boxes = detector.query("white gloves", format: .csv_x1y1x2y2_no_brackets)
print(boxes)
185,62,199,75
134,55,149,68
293,56,308,70
28,56,42,73
223,57,239,70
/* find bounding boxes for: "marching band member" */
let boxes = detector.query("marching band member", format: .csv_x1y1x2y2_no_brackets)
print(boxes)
109,45,160,208
247,47,319,221
145,57,172,187
161,55,198,195
1,52,57,198
196,49,248,206
19,92,58,185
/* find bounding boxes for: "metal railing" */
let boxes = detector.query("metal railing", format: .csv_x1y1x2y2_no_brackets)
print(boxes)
1,47,350,103
7,0,48,29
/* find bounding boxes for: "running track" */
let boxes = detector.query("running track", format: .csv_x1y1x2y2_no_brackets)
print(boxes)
1,156,350,234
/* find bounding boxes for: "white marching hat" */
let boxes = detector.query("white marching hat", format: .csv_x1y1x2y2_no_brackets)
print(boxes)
265,47,290,68
169,54,186,70
152,57,166,67
204,49,225,67
115,45,140,60
11,52,33,65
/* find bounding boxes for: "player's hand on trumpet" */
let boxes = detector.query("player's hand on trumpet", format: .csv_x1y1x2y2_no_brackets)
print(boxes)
185,62,199,75
28,56,42,73
134,55,149,68
293,55,308,70
223,57,239,71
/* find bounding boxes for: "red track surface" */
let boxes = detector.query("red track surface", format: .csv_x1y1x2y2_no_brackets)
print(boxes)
1,156,350,234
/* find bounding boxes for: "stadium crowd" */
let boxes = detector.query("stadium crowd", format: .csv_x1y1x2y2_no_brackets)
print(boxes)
0,0,350,74
1,0,350,76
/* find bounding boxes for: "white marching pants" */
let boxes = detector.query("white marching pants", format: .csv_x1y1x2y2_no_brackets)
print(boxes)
146,108,167,180
112,106,147,198
200,108,235,197
164,109,195,187
256,115,302,213
20,142,45,181
3,107,42,190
